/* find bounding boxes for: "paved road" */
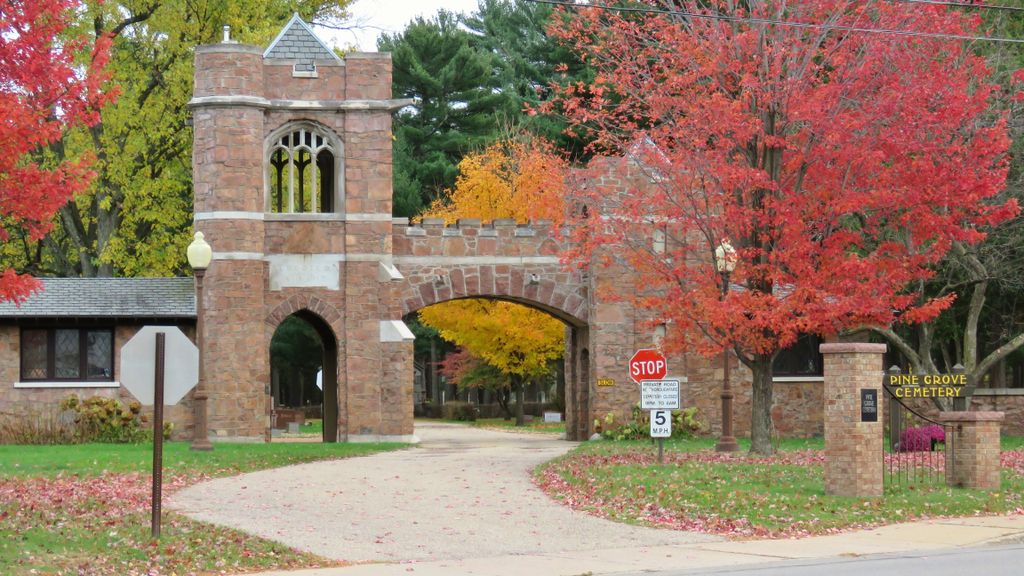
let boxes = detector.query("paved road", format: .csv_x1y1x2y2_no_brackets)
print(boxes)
169,422,719,563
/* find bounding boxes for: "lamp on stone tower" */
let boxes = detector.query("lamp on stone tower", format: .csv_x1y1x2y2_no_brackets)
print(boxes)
714,239,739,452
188,231,214,451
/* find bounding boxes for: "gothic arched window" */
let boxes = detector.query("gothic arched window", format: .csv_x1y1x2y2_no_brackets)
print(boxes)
266,124,339,213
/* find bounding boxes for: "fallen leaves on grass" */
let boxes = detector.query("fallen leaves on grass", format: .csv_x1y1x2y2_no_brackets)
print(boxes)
535,447,1024,540
0,471,334,575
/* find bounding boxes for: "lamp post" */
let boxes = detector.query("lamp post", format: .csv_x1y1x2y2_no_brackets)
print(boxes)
714,240,739,452
188,231,213,451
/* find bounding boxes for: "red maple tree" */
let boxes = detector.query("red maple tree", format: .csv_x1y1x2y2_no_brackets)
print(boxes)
0,0,113,303
546,1,1017,453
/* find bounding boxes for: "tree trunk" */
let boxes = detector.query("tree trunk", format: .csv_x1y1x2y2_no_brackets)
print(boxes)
498,388,512,420
513,375,525,427
750,358,774,455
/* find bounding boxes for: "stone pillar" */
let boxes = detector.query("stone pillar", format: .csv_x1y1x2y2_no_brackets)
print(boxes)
190,43,268,441
820,342,886,497
942,411,1004,490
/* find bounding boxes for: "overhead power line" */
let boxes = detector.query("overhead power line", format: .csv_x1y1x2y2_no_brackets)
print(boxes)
896,0,1024,14
526,0,1024,44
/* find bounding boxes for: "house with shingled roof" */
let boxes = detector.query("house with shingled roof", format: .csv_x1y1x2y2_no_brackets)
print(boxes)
0,278,197,434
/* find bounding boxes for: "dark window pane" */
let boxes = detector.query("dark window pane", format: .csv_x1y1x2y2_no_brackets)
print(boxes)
86,330,113,380
54,329,80,379
21,330,48,379
773,334,823,377
318,150,334,213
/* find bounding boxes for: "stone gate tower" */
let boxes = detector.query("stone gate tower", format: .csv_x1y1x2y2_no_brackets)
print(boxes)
189,16,702,445
190,16,415,441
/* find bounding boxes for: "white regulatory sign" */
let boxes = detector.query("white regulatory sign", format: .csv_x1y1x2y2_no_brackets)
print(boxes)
641,379,681,410
650,409,672,438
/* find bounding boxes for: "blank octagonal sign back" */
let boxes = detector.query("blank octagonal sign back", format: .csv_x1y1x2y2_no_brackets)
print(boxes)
119,326,199,406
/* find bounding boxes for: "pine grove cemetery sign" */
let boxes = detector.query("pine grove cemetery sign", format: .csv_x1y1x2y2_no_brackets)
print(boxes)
884,372,969,399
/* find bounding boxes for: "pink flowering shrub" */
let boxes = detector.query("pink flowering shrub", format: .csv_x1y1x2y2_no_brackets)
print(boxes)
899,424,945,452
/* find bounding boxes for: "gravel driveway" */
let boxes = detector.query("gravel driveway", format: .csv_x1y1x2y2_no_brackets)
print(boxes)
169,422,719,563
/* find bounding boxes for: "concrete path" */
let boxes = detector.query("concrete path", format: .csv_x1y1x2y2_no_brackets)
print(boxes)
169,422,719,564
171,423,1024,575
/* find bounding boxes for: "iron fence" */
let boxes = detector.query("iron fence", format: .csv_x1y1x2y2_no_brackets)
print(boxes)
883,367,957,489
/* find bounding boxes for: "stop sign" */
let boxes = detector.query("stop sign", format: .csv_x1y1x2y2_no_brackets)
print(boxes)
629,349,668,383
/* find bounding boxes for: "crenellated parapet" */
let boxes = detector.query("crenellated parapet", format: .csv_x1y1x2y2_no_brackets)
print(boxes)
392,218,563,259
391,217,588,325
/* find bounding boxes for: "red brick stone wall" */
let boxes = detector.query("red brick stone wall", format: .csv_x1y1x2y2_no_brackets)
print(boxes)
202,259,268,439
345,54,393,100
193,45,264,98
821,343,886,497
943,411,1004,489
393,220,586,322
263,62,344,101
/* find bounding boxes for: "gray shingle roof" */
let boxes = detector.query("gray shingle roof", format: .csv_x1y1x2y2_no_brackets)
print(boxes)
264,13,342,63
0,277,196,318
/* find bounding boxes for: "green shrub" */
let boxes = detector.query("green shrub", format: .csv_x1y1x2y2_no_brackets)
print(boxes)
595,406,705,441
442,401,478,421
673,407,704,438
60,395,151,443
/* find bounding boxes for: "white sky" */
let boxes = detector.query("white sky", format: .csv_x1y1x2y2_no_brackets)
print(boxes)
319,0,482,52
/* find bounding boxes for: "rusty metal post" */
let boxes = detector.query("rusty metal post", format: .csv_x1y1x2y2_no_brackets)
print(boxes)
151,333,166,539
887,365,902,452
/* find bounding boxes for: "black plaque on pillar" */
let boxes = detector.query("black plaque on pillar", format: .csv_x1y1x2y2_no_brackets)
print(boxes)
861,388,878,422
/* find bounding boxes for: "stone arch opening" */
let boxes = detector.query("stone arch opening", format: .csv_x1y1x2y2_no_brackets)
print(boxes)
269,309,339,442
407,295,591,439
399,266,589,329
264,120,343,214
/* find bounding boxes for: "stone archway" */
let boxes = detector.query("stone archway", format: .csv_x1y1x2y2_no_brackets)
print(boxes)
399,265,588,327
266,298,342,442
405,293,591,440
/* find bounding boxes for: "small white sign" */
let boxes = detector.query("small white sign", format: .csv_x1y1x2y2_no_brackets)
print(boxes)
641,379,680,410
650,409,672,438
543,412,562,423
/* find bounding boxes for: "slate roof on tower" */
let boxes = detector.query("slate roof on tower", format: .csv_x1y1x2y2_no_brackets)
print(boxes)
263,13,343,63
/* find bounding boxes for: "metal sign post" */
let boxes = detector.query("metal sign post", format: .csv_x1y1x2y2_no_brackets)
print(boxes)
641,380,681,465
650,409,672,463
151,333,165,539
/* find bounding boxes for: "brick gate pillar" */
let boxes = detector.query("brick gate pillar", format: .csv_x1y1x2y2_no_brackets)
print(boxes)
941,411,1004,490
820,342,886,497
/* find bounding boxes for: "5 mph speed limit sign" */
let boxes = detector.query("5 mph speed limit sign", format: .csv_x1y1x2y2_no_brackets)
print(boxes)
650,409,672,438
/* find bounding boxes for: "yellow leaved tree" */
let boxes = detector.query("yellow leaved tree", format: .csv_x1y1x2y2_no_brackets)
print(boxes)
418,138,566,425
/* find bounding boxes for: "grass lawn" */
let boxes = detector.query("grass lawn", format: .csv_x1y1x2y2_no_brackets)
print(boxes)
536,436,1024,539
1001,435,1024,451
472,417,566,435
299,418,324,435
0,440,405,575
